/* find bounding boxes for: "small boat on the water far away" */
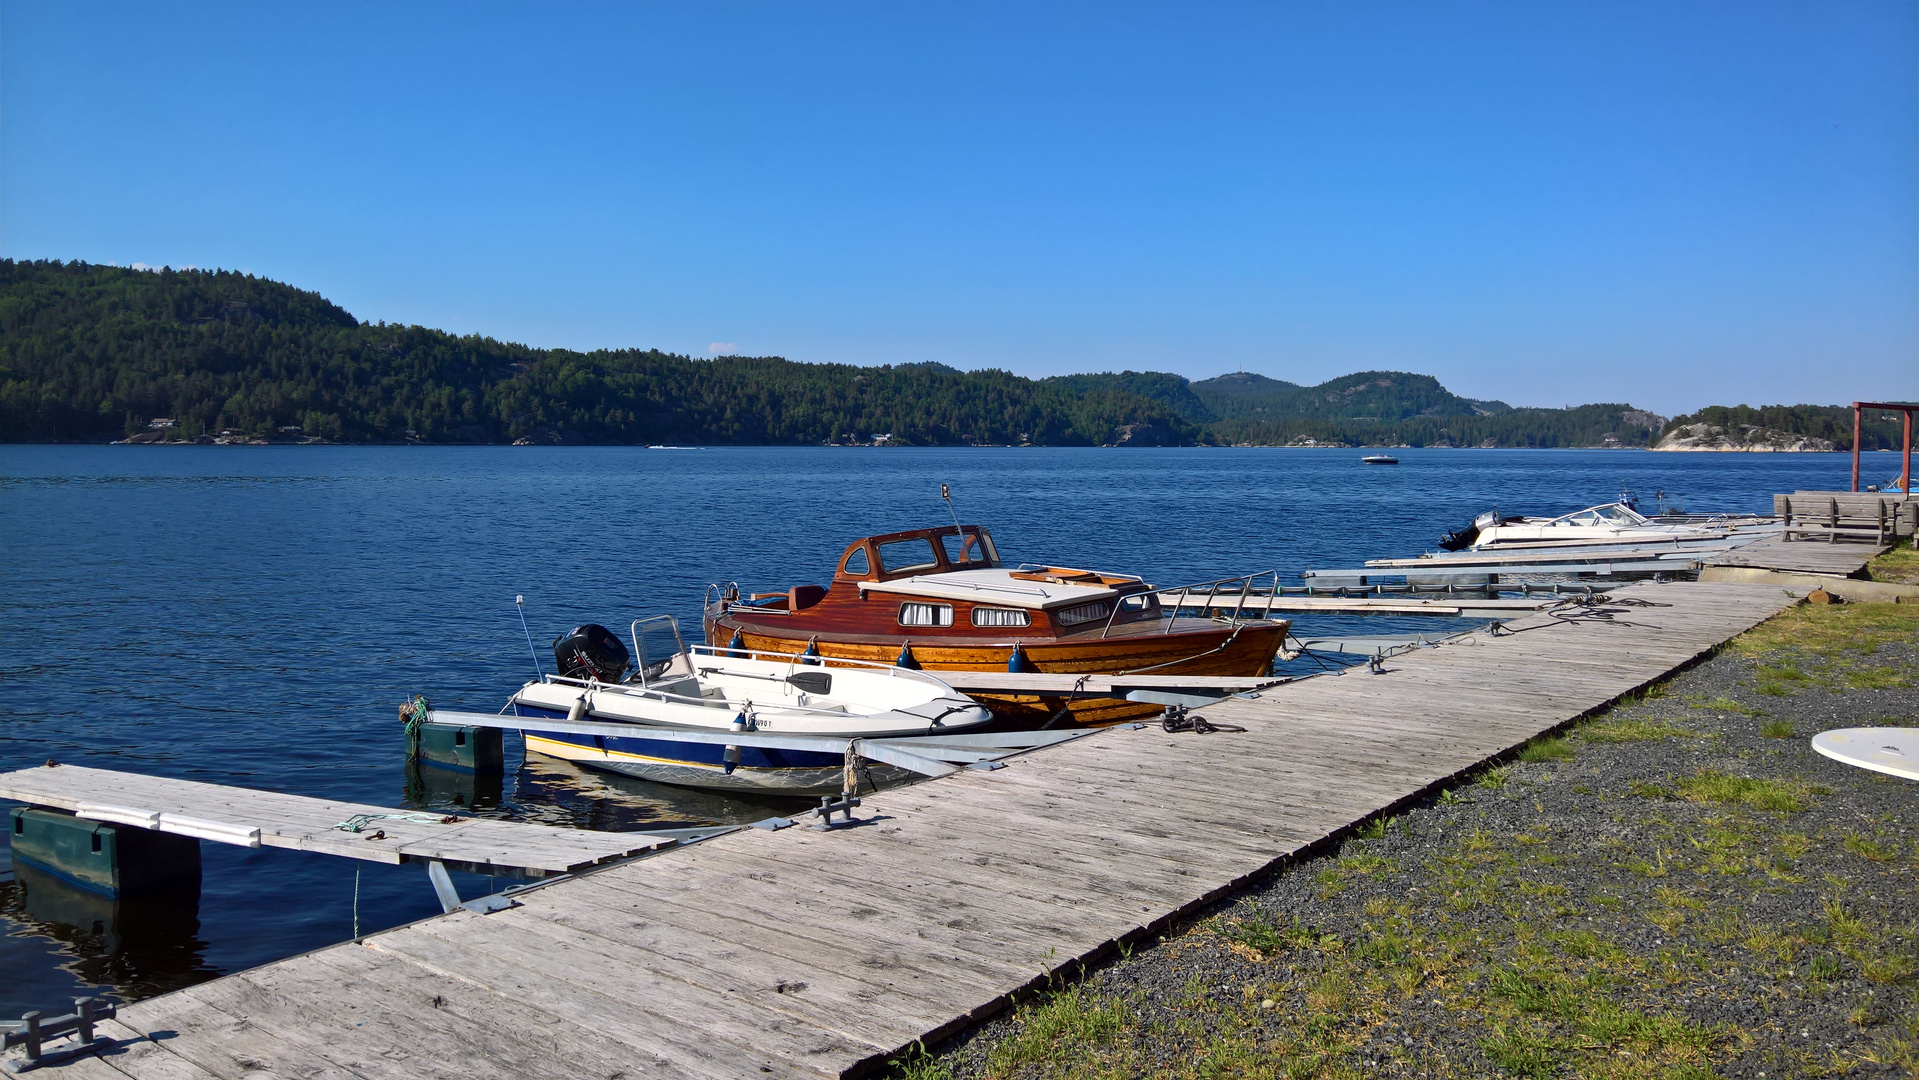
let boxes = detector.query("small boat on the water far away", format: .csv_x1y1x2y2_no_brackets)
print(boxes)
706,524,1289,725
507,617,993,795
1361,454,1399,465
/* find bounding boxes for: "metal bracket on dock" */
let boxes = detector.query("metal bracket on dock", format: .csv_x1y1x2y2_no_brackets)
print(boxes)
2,998,114,1072
425,859,519,916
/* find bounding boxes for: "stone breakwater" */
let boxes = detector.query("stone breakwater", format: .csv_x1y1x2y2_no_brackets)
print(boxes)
1654,422,1837,452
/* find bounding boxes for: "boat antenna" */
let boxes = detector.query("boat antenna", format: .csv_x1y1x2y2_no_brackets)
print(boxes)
515,594,544,678
941,483,964,538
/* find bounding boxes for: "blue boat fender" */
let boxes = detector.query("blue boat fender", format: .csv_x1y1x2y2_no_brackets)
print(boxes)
800,638,822,665
895,643,920,670
726,630,746,658
723,744,742,775
1008,643,1036,673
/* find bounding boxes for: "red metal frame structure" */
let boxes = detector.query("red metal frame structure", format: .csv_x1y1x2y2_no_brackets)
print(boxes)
1852,401,1917,494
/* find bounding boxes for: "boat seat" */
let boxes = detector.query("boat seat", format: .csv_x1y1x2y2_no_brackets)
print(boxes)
790,584,827,611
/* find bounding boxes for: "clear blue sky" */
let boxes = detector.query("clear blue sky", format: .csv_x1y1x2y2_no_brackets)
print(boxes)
5,2,1914,415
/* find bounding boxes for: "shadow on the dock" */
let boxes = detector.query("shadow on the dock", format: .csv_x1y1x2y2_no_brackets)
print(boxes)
1,861,217,1003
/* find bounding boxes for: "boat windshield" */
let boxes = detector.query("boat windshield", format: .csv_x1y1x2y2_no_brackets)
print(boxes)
940,528,999,568
1557,503,1649,527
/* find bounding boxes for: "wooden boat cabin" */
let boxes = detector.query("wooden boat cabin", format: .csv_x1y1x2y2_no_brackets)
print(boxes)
704,525,1288,725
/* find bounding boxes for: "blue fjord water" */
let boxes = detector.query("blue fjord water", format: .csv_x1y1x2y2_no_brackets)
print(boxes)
0,445,1868,1016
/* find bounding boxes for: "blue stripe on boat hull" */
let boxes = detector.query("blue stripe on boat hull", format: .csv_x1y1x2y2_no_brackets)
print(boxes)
512,704,888,795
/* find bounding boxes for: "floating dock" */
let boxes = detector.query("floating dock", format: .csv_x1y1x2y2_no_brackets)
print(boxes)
0,767,686,878
5,581,1797,1079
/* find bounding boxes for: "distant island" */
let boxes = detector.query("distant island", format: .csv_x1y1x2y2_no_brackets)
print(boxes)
1,259,1908,450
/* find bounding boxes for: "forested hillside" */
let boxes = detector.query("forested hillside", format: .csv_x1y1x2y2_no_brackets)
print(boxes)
0,260,1193,446
1,259,1865,450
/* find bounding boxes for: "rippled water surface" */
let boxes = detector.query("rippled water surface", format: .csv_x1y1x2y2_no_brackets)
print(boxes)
0,445,1866,1015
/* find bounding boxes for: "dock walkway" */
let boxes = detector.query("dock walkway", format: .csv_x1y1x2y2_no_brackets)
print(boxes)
0,767,679,878
1701,534,1889,578
20,582,1794,1080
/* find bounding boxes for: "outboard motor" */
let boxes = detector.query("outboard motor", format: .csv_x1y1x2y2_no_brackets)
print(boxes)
553,624,630,683
1438,510,1505,551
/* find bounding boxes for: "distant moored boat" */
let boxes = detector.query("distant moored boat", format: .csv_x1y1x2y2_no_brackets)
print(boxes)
1362,454,1399,465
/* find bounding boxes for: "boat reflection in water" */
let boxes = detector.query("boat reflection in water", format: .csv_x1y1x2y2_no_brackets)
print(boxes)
1,861,216,1006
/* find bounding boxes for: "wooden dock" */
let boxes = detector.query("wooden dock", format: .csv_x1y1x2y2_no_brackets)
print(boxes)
0,767,682,877
1700,533,1889,578
12,581,1796,1080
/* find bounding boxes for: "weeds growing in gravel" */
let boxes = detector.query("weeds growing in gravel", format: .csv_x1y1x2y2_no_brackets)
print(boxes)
1517,736,1575,762
1674,770,1824,812
1579,717,1695,743
1759,718,1795,738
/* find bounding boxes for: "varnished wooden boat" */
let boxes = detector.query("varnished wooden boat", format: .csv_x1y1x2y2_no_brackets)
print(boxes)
704,525,1289,724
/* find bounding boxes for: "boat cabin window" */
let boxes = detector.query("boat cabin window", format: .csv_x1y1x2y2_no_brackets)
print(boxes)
898,602,953,627
841,547,871,576
879,538,940,575
1118,593,1159,617
941,531,996,568
1055,601,1111,627
971,606,1031,627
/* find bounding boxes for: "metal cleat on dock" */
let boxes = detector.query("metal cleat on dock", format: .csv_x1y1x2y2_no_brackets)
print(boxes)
811,791,862,829
2,998,115,1072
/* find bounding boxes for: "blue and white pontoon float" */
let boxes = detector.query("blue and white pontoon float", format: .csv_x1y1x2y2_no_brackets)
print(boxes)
498,617,997,796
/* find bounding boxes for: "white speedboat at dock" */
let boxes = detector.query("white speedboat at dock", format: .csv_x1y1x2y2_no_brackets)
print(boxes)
1438,500,1736,552
505,617,992,794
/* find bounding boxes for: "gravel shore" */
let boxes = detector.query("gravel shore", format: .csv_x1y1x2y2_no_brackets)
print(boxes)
903,601,1918,1080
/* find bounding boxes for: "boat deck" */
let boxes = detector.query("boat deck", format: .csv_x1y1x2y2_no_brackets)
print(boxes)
16,581,1795,1080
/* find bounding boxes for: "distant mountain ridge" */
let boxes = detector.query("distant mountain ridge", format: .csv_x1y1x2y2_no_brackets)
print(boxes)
0,258,1871,449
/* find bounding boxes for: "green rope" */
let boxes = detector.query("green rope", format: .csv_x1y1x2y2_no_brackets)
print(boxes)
400,694,430,758
334,811,449,833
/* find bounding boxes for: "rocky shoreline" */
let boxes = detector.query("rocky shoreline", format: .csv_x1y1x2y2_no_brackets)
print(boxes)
1654,423,1838,452
901,600,1918,1079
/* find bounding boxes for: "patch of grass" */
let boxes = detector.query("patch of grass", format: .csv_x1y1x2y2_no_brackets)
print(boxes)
1760,718,1795,738
1700,695,1767,716
1222,907,1321,958
1844,666,1913,690
1867,544,1919,585
1477,765,1513,789
1356,815,1389,840
984,987,1134,1074
1580,717,1696,743
1843,834,1899,862
1627,779,1674,800
1480,1023,1564,1078
1518,735,1576,763
1730,601,1919,659
1674,770,1824,813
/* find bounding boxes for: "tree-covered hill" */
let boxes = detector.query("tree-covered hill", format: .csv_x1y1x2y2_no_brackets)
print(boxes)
0,260,1195,446
0,259,1878,450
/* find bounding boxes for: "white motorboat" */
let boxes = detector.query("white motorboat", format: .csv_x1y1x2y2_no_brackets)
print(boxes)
1438,501,1730,552
507,616,992,794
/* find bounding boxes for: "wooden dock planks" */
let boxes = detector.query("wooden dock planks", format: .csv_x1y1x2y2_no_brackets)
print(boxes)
24,581,1796,1080
1703,533,1889,577
0,767,675,875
